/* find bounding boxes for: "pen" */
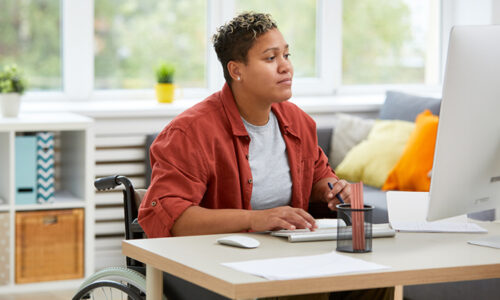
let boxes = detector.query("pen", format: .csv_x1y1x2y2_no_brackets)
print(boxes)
328,182,344,204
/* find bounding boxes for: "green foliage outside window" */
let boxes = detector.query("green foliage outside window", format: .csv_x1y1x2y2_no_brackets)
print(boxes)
0,0,61,91
94,0,206,89
343,0,425,85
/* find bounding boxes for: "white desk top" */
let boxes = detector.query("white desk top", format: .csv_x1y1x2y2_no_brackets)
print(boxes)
123,221,500,299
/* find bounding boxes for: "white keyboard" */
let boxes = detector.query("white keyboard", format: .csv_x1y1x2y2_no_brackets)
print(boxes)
271,223,396,242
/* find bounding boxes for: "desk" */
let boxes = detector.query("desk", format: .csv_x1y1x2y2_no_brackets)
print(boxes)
122,222,500,300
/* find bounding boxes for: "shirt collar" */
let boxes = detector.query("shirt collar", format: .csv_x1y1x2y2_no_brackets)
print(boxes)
272,103,299,138
220,83,248,136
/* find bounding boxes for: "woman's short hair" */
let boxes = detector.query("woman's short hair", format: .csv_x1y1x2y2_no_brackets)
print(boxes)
212,12,277,85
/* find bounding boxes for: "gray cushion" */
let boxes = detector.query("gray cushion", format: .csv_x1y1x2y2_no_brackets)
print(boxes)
379,91,441,122
362,185,388,224
317,127,333,157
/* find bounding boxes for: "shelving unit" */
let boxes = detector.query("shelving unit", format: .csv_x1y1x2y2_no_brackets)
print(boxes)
0,113,94,293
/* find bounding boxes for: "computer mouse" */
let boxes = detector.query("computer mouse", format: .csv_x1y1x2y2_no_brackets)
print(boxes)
216,235,260,249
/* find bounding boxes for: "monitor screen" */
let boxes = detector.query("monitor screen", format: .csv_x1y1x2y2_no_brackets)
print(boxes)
426,25,500,221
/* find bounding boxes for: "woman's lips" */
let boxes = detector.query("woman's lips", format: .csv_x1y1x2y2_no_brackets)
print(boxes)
278,78,292,86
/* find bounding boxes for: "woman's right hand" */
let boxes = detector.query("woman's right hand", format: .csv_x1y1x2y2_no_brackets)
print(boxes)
249,206,317,232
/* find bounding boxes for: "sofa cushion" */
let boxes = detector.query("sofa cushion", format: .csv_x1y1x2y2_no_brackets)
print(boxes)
362,185,389,224
335,119,414,188
379,90,441,121
329,113,374,169
383,110,438,192
317,127,334,158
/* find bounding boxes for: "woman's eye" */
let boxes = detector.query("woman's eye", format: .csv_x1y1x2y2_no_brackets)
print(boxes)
284,53,291,59
267,56,276,61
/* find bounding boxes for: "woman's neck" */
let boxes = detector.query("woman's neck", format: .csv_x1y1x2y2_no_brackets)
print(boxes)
231,85,271,126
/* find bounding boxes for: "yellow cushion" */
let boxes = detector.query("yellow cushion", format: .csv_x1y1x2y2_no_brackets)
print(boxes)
382,110,439,191
335,120,415,188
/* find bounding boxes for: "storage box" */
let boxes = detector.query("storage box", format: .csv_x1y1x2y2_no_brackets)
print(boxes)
15,135,37,205
15,209,84,283
0,213,9,286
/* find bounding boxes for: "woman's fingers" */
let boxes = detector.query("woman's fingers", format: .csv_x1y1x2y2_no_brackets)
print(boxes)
251,207,316,232
295,208,316,229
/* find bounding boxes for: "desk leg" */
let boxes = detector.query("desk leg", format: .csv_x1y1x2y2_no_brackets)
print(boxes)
146,264,163,300
394,285,403,300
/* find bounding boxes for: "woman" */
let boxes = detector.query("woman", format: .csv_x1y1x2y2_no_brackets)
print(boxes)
138,12,394,300
138,12,350,238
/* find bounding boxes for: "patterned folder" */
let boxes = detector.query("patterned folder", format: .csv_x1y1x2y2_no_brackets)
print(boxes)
36,132,55,203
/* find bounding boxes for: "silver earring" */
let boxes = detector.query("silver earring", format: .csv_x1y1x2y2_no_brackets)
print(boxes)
237,77,240,81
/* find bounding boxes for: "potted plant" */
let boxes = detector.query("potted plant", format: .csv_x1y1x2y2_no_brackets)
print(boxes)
155,62,175,103
0,64,27,118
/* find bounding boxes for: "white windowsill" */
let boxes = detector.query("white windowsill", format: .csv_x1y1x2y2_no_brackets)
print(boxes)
21,94,386,119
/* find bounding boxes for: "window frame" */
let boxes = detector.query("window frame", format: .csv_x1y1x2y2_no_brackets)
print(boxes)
22,0,448,102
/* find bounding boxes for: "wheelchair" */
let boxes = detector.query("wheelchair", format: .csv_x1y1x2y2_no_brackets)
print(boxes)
72,174,238,300
72,174,337,300
72,130,336,299
72,175,161,300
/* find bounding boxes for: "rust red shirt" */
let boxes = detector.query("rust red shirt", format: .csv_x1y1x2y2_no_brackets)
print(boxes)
138,84,336,237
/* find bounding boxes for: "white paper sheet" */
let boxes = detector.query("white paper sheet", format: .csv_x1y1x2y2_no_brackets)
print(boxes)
386,191,487,233
221,251,389,280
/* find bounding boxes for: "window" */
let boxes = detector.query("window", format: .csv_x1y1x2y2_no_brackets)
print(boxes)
0,0,62,91
342,0,440,86
94,0,207,89
234,0,317,78
2,0,446,99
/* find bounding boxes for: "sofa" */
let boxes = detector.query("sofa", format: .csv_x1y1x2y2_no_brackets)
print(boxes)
317,90,495,223
317,90,499,300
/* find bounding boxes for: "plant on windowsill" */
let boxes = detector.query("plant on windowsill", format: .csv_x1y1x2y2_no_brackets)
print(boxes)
155,62,176,103
0,64,27,118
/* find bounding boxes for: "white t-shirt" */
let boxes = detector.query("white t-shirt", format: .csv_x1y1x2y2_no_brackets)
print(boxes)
242,112,292,210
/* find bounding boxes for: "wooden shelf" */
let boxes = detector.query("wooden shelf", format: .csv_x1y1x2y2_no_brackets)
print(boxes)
15,190,85,211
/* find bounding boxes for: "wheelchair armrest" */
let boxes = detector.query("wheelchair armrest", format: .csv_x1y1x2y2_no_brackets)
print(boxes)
130,218,145,234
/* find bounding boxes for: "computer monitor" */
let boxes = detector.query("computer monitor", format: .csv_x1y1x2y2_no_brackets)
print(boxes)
426,25,500,222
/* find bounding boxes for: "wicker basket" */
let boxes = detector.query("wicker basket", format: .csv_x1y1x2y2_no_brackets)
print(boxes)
15,209,84,283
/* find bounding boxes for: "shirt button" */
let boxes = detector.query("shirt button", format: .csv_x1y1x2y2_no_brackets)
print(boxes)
248,179,253,184
151,201,157,207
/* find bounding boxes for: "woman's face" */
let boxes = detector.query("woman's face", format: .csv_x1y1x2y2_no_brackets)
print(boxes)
238,28,293,104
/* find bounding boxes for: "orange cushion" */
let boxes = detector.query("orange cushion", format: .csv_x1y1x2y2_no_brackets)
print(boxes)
382,110,438,191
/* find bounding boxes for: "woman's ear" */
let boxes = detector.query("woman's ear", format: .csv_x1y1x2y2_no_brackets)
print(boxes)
227,61,243,82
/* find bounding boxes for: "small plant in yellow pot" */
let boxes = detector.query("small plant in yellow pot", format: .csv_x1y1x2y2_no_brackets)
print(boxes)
155,62,175,103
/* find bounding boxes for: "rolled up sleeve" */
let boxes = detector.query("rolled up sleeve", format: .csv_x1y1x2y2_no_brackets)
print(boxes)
138,128,209,238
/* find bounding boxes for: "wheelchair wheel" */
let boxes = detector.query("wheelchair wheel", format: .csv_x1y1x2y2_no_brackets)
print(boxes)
78,267,147,293
73,266,168,300
72,279,143,300
73,267,148,300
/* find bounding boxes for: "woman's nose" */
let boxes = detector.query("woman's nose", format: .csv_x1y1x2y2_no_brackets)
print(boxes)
278,57,292,74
